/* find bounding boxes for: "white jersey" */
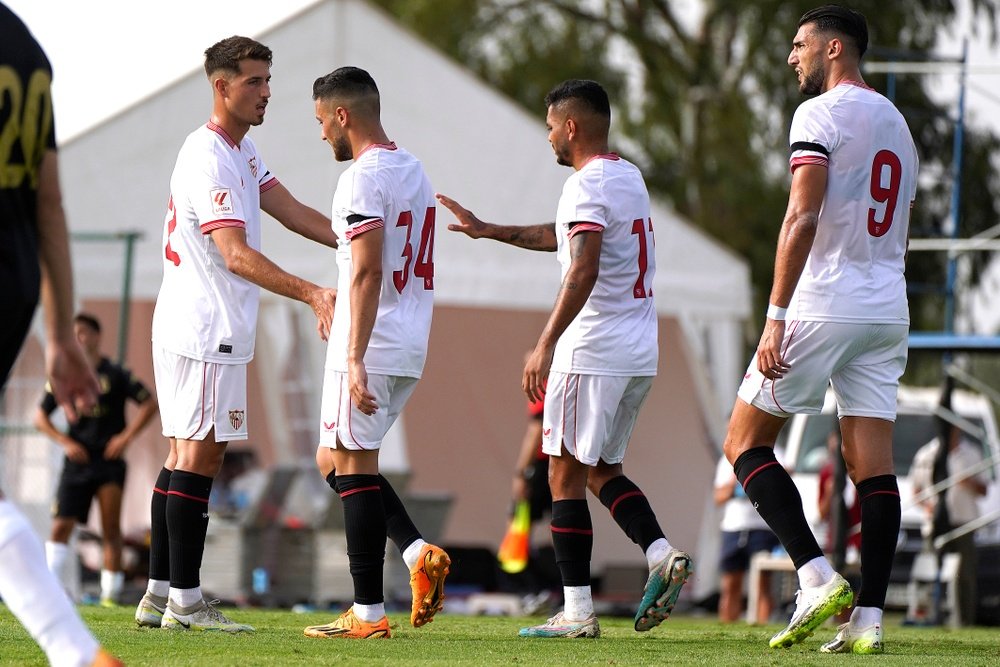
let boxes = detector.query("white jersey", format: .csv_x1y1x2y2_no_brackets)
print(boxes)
550,154,657,376
324,143,435,377
152,122,277,364
787,81,918,324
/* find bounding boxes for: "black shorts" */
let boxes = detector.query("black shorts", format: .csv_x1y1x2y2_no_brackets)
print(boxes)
719,529,779,573
53,459,126,523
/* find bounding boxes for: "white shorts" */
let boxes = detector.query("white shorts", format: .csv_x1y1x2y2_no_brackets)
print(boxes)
318,370,418,450
737,321,908,420
152,346,248,442
542,372,653,466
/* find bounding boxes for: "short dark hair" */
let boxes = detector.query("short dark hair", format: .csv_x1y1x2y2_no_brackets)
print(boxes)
204,36,272,78
312,66,379,102
544,80,611,119
799,5,868,58
74,313,100,334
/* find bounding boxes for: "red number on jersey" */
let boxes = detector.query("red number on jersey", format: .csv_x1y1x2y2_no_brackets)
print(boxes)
392,207,436,293
164,197,181,266
868,149,902,238
631,217,654,299
392,210,415,293
413,207,436,289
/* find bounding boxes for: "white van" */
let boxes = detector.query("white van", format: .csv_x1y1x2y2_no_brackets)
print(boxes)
780,385,1000,540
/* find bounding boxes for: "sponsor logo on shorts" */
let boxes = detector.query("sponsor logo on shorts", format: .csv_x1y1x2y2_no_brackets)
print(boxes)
229,409,245,431
323,421,336,431
210,188,234,216
543,428,552,436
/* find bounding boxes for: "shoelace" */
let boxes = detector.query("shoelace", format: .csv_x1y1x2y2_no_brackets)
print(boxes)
203,599,230,624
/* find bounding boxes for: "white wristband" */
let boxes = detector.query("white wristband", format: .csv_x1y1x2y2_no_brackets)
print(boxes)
766,304,787,321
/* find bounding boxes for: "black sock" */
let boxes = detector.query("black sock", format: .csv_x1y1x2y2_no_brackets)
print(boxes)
551,499,592,587
856,474,901,609
166,470,213,590
148,467,172,582
598,476,665,552
326,471,422,554
734,447,822,569
337,474,386,605
379,475,421,554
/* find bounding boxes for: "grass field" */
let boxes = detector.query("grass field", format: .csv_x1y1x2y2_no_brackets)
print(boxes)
2,606,999,665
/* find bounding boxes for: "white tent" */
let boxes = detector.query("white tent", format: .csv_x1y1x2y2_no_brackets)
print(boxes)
46,0,750,576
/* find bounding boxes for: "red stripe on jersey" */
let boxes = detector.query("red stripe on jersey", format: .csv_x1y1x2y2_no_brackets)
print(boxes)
206,121,237,149
345,219,384,240
580,152,621,168
356,141,398,158
790,155,828,173
259,177,279,194
201,219,246,234
839,79,876,92
567,222,604,239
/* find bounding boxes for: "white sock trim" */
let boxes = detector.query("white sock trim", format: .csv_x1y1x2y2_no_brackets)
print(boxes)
402,539,427,570
563,585,594,621
352,602,386,622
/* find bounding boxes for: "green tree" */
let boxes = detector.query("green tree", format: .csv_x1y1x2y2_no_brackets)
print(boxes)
375,0,1000,366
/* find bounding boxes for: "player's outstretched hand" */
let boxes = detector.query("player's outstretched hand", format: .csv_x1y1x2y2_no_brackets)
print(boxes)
756,318,789,380
310,287,338,341
47,338,99,423
437,193,488,239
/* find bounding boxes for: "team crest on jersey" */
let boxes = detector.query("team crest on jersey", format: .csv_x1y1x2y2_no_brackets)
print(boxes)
229,409,245,431
247,156,259,179
211,188,234,216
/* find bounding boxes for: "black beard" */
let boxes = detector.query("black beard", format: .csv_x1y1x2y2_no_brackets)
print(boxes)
333,135,352,162
800,67,824,95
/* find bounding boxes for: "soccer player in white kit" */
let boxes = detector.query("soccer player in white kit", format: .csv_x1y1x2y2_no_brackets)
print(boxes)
135,36,337,633
439,79,692,639
304,67,450,640
722,6,918,654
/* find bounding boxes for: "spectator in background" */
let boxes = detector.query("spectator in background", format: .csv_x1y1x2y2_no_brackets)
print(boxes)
714,455,780,623
910,425,988,625
501,384,556,609
35,312,158,606
817,428,861,559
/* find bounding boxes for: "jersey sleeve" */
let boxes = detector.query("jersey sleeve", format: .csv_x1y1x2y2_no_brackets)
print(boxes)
788,100,839,173
562,168,608,239
341,169,385,240
254,149,279,194
189,157,249,235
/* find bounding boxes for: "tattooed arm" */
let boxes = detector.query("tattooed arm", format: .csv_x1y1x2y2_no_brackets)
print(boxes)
436,193,557,251
523,229,602,401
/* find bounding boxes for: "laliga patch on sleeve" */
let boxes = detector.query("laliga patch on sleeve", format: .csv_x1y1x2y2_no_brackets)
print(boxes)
210,188,234,216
